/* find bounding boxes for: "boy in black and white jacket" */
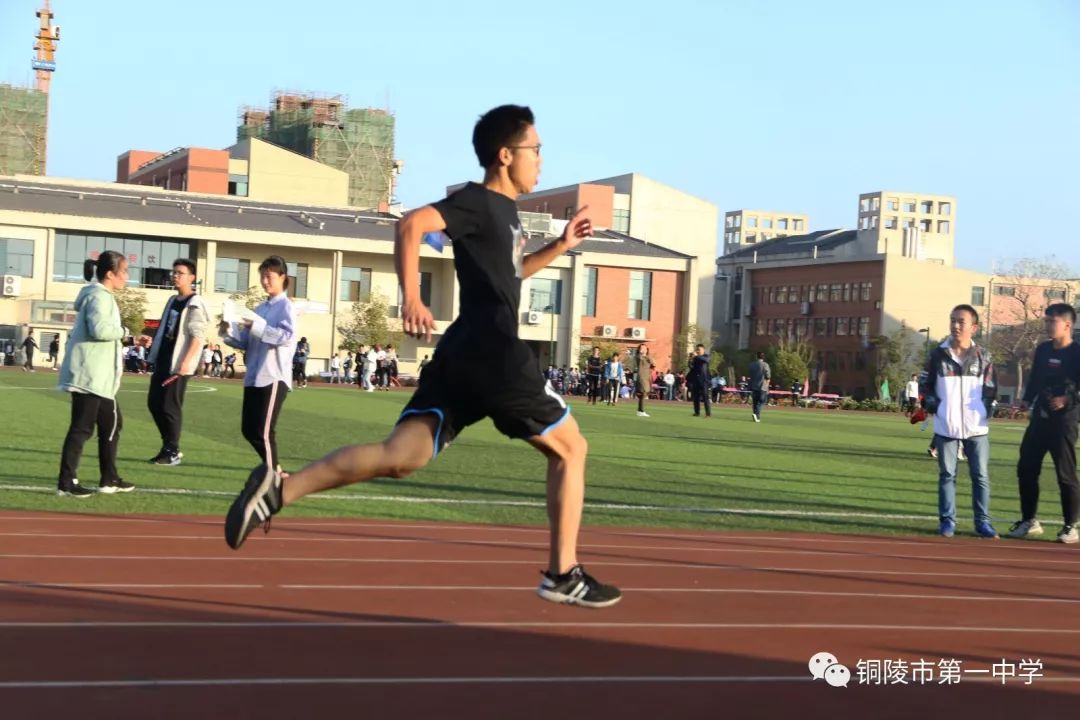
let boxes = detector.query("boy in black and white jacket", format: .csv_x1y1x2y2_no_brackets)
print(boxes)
920,304,998,539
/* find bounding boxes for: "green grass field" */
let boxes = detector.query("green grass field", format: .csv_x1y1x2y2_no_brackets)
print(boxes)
0,367,1055,538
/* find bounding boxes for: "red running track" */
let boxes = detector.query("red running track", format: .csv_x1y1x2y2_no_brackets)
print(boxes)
0,511,1078,719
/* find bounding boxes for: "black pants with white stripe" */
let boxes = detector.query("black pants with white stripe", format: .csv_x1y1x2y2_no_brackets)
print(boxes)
1017,416,1079,526
241,382,288,469
147,369,189,454
59,393,122,486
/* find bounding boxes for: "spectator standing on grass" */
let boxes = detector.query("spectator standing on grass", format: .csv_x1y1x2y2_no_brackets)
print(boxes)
56,252,134,497
919,304,998,539
904,373,920,416
748,352,771,422
21,329,38,372
688,344,712,418
632,344,655,417
293,337,309,388
1006,303,1080,544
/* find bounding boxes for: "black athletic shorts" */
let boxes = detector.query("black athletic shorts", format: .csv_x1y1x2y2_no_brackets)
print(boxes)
397,322,570,457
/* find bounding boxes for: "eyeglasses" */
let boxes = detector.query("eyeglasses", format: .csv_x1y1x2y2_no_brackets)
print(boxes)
509,143,542,156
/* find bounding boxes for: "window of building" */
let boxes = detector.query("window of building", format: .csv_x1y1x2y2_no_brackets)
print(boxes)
227,175,249,197
860,198,870,213
920,200,934,214
530,277,563,313
746,217,758,228
788,286,798,303
885,216,898,229
762,218,773,229
855,351,867,369
732,294,741,318
776,286,787,304
860,282,872,301
817,283,829,302
215,258,251,294
778,218,788,231
826,352,836,370
339,266,372,302
815,317,828,336
938,220,950,234
612,209,630,233
939,201,952,216
871,197,880,212
745,233,756,243
842,283,851,302
734,215,741,228
837,317,850,336
582,267,598,316
826,318,835,336
903,200,916,212
420,271,433,307
794,219,804,231
725,215,734,228
971,286,985,306
1045,288,1066,301
870,216,878,229
628,270,652,320
830,284,842,302
754,319,764,336
733,231,741,244
53,231,195,288
564,207,574,220
858,317,870,336
0,238,34,277
859,217,870,230
887,198,899,211
768,287,776,304
920,219,932,232
994,285,1016,297
288,263,309,299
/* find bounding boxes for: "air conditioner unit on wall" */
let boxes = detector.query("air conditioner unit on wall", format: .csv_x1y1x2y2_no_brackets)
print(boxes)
601,325,616,338
800,302,811,315
526,310,542,325
630,327,646,340
1,275,21,297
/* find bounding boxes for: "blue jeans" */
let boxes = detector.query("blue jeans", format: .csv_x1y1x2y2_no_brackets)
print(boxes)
752,390,767,417
935,434,991,524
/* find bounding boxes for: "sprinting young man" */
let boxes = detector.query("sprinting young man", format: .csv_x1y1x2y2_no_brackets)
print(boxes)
920,304,998,538
223,105,621,608
1006,303,1080,543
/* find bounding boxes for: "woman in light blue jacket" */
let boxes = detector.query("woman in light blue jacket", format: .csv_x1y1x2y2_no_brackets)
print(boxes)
56,251,133,497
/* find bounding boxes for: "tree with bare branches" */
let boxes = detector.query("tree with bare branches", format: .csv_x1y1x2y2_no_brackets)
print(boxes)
988,257,1073,400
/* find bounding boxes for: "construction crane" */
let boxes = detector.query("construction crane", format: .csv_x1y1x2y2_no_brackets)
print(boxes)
32,0,58,93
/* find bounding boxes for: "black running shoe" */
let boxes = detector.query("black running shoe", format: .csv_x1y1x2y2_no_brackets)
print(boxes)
57,479,94,498
149,450,182,466
224,464,283,550
99,479,135,494
537,564,622,608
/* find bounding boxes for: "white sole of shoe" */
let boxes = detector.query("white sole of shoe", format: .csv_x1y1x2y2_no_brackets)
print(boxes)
1057,535,1079,544
57,490,92,498
98,485,134,494
536,586,622,609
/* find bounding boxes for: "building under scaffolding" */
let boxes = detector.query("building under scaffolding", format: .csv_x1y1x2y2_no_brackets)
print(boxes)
0,85,48,176
238,92,397,210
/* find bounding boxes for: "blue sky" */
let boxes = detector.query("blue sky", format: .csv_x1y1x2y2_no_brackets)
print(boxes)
1,0,1076,272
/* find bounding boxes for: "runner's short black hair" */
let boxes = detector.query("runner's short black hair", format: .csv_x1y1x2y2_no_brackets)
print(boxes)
1046,303,1076,324
472,105,534,168
951,304,979,325
173,258,196,277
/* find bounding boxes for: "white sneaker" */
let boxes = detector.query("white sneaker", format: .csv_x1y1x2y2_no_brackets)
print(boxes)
637,411,649,417
1006,519,1043,539
1057,525,1079,544
752,414,760,423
